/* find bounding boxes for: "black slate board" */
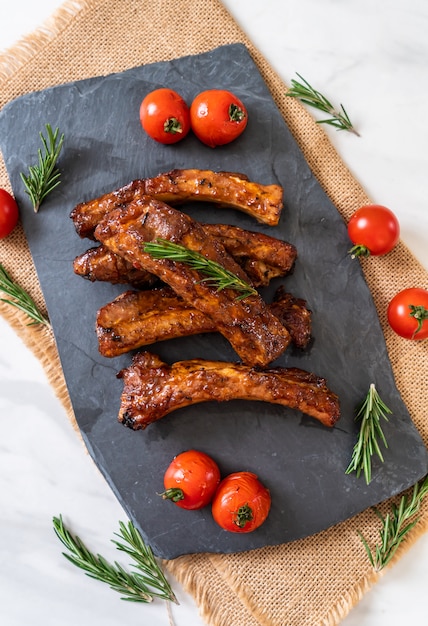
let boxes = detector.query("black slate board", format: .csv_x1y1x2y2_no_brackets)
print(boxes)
1,44,427,559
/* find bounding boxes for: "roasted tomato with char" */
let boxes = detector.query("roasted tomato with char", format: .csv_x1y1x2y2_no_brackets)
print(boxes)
211,471,271,533
139,88,190,144
160,450,221,510
190,89,248,148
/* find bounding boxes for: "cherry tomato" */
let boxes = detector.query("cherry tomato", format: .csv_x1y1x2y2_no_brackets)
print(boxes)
160,450,221,510
190,89,248,148
387,287,428,340
211,472,271,533
347,204,400,257
139,88,190,144
0,189,19,238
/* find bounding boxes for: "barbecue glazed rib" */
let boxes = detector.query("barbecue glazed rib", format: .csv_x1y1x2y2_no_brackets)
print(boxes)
71,169,284,238
74,223,297,288
73,245,157,288
94,197,291,366
96,287,311,357
117,352,340,430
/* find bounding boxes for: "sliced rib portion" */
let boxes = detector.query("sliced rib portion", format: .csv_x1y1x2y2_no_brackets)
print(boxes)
117,352,340,430
73,245,157,288
96,287,311,358
94,197,291,366
70,168,283,238
74,223,297,288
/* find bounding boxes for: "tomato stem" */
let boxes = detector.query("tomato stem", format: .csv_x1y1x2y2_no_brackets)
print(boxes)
163,117,183,134
409,304,428,338
228,103,246,123
349,244,370,258
159,488,185,503
234,503,254,528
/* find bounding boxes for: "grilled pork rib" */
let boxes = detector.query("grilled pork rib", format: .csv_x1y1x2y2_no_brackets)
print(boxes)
71,169,284,238
73,245,157,288
94,197,291,366
117,352,340,430
96,287,312,357
74,223,297,288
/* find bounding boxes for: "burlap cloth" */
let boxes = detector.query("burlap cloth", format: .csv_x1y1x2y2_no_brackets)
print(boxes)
1,1,427,624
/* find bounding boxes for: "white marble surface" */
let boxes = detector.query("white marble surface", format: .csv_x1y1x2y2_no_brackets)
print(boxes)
1,1,428,625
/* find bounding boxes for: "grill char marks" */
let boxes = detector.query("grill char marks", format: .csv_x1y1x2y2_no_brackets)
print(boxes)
70,168,284,239
94,196,291,367
117,352,340,430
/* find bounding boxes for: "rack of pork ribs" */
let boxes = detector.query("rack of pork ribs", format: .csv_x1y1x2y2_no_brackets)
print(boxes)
71,168,340,430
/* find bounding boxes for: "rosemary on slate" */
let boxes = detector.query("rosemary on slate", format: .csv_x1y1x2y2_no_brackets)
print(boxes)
0,262,49,326
345,383,392,484
286,73,360,136
144,238,258,299
53,515,178,604
20,123,64,212
358,474,428,571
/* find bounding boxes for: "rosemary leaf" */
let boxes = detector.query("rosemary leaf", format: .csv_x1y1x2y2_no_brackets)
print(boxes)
358,475,428,571
20,124,64,212
0,262,49,326
53,515,178,604
286,73,360,136
345,383,391,484
144,238,258,299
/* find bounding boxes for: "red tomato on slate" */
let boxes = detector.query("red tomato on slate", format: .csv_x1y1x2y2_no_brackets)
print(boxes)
139,88,190,144
347,204,400,257
211,472,271,533
190,89,248,147
387,287,428,340
160,450,221,510
0,189,19,238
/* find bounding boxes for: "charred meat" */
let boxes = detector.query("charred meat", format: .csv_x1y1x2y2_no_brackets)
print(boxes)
94,197,291,366
74,223,296,288
70,169,284,238
96,286,311,357
117,352,340,430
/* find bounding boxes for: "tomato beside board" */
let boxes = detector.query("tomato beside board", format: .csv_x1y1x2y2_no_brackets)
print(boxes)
347,204,400,257
387,287,428,340
0,189,19,238
139,88,190,144
160,450,221,510
211,472,271,533
190,89,248,148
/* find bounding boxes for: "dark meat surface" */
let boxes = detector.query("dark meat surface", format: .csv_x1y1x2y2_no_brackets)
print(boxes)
117,352,340,430
96,287,311,357
74,223,297,288
73,245,157,288
70,168,284,238
94,197,291,366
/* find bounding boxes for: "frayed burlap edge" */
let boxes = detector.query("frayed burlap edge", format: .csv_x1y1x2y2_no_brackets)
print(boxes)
0,1,87,81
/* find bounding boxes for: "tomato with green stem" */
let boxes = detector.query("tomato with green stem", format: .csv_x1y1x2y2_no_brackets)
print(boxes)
0,189,19,238
347,204,400,257
211,472,271,533
139,88,190,144
387,287,428,340
160,450,221,510
190,89,248,148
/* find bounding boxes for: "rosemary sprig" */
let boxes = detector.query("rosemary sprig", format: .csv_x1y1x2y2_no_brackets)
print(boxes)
144,238,258,299
286,73,360,136
20,123,64,212
53,515,178,604
345,383,392,484
0,262,49,326
358,474,428,571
